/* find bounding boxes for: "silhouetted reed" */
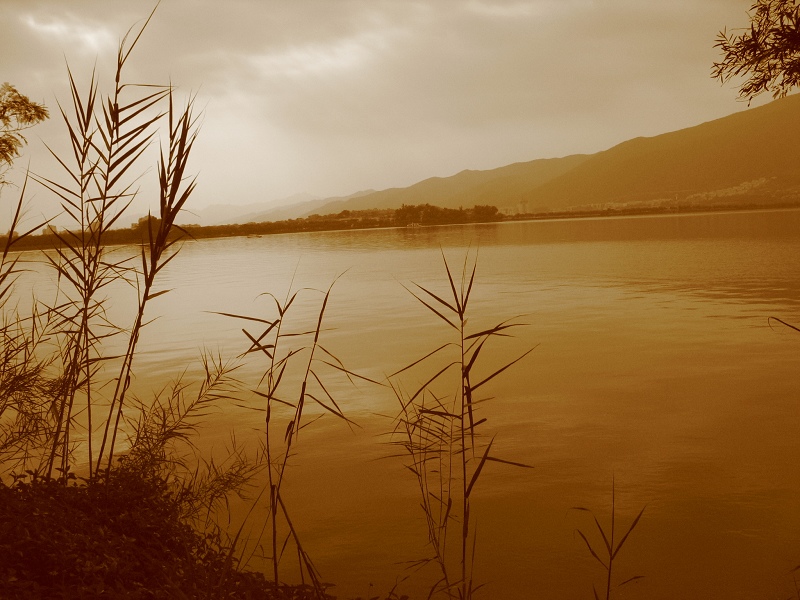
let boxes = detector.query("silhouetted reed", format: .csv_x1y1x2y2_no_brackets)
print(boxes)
768,316,800,333
0,8,285,598
389,250,534,600
0,180,56,472
0,6,200,482
221,277,371,598
0,0,262,524
572,479,646,600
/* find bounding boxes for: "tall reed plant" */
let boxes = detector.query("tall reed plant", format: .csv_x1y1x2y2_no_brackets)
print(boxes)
0,180,55,470
24,8,199,481
389,250,533,600
572,479,646,600
0,10,325,597
0,6,211,489
221,277,368,597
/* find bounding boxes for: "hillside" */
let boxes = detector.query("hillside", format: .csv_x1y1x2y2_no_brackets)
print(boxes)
310,154,590,214
238,189,378,223
305,94,800,217
521,93,800,212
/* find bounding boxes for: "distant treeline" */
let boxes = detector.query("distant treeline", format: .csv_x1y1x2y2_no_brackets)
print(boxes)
7,200,798,252
182,204,502,239
2,204,503,250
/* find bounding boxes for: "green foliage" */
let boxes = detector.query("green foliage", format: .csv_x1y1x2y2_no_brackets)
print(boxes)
713,0,800,100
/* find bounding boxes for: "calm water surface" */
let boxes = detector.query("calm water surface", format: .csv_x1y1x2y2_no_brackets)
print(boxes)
55,210,800,599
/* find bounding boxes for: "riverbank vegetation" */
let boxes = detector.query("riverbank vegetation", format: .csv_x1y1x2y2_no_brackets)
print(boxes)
0,13,462,600
0,26,538,594
389,251,535,599
1,204,504,252
0,13,307,600
2,2,800,599
5,199,800,254
0,465,333,600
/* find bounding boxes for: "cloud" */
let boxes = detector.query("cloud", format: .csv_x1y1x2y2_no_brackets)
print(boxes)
463,0,596,19
465,1,539,18
247,29,399,80
0,0,772,211
22,13,115,54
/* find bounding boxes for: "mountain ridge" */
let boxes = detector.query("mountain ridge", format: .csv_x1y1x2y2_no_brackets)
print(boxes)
203,94,800,224
517,94,800,212
303,94,800,217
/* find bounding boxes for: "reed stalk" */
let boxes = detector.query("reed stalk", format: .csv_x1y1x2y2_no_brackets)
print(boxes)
572,478,646,600
0,180,55,472
32,13,160,478
220,276,369,597
98,88,199,475
0,9,279,597
389,250,533,600
26,6,202,481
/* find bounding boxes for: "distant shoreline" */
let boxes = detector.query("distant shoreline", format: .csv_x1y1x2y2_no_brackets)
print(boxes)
502,201,800,224
6,201,800,252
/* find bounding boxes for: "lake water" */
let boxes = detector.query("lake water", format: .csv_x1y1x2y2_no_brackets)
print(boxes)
23,209,800,599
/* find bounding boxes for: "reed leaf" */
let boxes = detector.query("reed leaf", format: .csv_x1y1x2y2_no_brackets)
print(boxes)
612,505,647,560
465,439,493,499
470,346,536,392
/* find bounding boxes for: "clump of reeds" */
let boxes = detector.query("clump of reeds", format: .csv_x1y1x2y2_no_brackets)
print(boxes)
0,180,57,472
0,5,206,484
37,10,199,480
0,8,277,597
9,7,152,477
220,276,370,597
389,250,534,600
572,478,646,600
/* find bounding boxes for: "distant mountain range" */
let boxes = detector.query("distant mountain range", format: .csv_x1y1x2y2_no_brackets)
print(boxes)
178,193,320,226
181,190,381,226
198,94,800,225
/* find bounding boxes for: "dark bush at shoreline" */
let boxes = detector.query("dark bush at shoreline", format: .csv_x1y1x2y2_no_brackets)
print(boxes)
0,467,337,600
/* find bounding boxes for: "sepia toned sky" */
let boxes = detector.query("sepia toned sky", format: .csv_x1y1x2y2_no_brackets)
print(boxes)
0,0,768,215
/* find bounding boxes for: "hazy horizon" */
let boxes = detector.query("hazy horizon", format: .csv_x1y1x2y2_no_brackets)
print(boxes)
0,0,776,222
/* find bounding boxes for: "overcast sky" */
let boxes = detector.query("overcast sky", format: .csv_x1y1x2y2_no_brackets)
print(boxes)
0,0,769,217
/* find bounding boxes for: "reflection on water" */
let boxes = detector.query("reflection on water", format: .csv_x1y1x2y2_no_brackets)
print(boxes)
19,209,800,599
